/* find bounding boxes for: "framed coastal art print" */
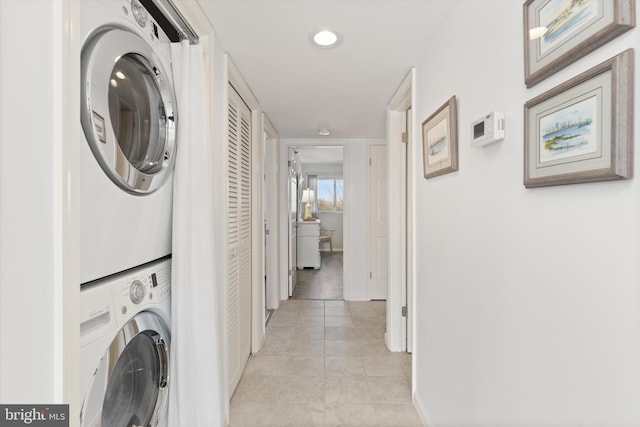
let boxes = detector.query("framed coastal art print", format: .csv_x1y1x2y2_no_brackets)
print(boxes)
524,49,633,188
422,96,458,179
524,0,635,88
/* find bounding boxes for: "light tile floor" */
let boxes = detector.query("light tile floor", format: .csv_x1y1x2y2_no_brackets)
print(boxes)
229,300,422,427
293,253,343,300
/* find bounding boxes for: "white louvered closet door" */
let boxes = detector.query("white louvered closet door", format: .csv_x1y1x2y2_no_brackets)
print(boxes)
227,84,252,395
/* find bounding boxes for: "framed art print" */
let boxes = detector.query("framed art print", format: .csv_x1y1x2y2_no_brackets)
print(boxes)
524,49,633,188
422,96,458,179
524,0,635,87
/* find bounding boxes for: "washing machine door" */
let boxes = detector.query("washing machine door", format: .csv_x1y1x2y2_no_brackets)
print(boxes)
80,312,170,427
81,27,177,194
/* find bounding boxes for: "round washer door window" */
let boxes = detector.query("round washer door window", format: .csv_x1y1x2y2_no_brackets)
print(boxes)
79,312,170,427
81,28,177,194
102,332,161,426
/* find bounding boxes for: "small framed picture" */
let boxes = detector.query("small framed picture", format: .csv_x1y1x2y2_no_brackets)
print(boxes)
524,0,635,88
524,49,633,188
422,96,458,179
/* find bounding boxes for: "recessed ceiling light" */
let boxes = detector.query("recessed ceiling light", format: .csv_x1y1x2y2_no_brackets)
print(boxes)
318,128,331,136
310,29,342,49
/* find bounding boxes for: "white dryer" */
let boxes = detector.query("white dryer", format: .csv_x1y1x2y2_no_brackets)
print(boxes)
80,0,178,284
80,258,171,427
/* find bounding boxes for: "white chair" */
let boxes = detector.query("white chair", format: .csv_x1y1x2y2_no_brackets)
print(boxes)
319,228,334,255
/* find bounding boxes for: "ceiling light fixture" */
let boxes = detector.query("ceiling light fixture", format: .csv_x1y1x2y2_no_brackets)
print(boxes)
310,28,343,49
318,128,331,136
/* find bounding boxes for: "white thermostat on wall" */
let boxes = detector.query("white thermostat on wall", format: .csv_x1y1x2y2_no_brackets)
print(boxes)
471,112,505,146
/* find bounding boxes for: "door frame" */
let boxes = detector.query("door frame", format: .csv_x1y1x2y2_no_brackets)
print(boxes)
278,140,347,302
263,114,280,310
386,69,415,352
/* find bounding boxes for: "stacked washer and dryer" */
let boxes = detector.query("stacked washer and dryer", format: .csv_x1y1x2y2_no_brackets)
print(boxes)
79,1,178,425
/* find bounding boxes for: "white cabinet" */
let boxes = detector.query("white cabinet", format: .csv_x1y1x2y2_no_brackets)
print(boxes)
297,220,320,269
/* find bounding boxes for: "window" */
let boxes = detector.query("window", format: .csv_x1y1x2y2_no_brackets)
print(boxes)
317,177,343,212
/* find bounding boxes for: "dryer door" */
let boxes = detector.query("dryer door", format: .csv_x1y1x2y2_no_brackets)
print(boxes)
80,312,170,427
81,28,177,194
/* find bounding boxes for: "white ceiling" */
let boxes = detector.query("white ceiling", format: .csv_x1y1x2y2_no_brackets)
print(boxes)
198,0,450,139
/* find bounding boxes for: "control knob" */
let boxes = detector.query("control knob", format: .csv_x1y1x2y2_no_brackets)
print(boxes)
131,0,148,28
129,280,146,304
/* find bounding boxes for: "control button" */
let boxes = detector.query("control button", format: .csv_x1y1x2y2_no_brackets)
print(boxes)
131,0,148,28
129,280,146,304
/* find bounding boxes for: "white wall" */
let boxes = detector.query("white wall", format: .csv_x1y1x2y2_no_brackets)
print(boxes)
0,0,79,409
412,2,640,426
280,138,381,300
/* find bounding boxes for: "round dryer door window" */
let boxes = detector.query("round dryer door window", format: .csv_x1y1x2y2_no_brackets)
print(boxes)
80,312,170,426
81,28,177,194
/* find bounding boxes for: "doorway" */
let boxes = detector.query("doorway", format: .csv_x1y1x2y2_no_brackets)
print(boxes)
289,146,344,300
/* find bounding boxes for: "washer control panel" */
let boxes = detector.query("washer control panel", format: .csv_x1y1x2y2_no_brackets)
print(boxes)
114,259,171,317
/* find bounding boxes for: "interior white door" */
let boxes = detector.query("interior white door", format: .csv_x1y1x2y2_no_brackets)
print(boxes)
369,144,388,300
227,84,252,395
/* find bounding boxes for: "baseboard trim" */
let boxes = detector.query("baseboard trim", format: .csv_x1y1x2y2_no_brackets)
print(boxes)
413,391,435,427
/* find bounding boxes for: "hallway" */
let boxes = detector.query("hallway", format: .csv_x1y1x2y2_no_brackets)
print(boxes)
293,253,344,300
229,300,420,426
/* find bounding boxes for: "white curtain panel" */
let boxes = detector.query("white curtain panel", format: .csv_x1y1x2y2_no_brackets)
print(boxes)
168,39,225,426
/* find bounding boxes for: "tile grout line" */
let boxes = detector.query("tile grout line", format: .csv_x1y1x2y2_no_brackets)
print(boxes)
230,300,418,426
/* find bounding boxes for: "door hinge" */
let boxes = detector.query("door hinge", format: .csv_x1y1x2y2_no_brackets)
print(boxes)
401,132,408,143
288,160,292,167
288,269,292,276
401,306,408,317
370,271,373,279
369,157,372,166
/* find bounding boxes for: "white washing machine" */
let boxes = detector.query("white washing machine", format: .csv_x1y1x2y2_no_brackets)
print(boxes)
80,258,171,427
80,0,178,284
